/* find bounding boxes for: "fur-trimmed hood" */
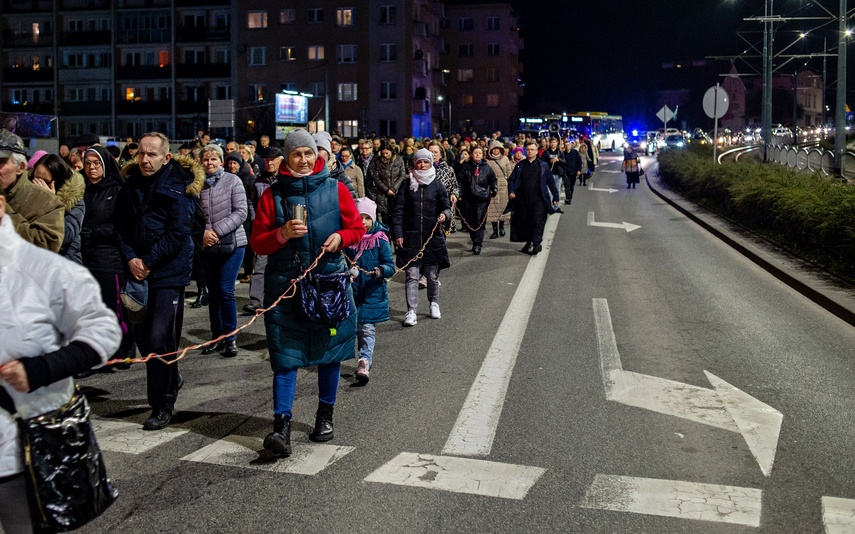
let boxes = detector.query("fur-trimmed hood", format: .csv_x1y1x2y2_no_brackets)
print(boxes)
55,171,85,213
120,153,205,197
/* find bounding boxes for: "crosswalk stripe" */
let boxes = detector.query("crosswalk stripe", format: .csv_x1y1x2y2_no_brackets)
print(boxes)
93,418,189,455
181,434,354,475
580,474,763,527
365,452,545,500
822,496,855,533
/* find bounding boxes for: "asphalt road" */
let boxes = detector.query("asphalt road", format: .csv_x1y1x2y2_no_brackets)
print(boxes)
52,152,855,534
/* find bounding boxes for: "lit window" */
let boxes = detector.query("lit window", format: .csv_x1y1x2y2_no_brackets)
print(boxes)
247,11,268,29
280,9,296,24
337,83,357,102
308,46,324,61
336,8,354,27
280,47,296,61
457,69,473,82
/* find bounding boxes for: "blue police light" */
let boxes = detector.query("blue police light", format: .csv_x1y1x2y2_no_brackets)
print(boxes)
632,129,639,136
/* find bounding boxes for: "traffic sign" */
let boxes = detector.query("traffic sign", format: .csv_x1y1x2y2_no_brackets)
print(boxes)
703,85,729,119
655,106,674,124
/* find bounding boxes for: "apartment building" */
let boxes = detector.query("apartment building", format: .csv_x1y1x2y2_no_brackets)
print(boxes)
440,2,523,136
1,0,523,142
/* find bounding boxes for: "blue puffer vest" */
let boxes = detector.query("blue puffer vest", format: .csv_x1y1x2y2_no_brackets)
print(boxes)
264,170,357,371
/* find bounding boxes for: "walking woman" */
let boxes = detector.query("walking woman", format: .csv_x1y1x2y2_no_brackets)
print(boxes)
81,145,137,362
484,140,512,239
250,130,364,457
367,141,406,223
578,142,592,186
198,144,248,358
457,145,496,255
391,149,451,326
621,145,642,189
427,141,458,233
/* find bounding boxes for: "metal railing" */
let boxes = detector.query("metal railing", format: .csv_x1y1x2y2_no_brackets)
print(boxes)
765,143,855,180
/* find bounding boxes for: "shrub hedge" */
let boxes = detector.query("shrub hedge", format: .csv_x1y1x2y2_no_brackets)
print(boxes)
657,146,855,280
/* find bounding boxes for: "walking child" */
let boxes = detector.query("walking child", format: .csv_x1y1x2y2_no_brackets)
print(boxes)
345,198,396,384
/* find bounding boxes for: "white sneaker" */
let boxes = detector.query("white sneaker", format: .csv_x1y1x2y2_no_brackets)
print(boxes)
430,302,441,319
403,310,418,326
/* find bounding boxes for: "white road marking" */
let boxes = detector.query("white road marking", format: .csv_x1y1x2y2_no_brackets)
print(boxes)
365,452,545,500
442,214,559,457
580,474,763,527
593,298,783,476
181,434,354,475
93,418,189,455
823,496,855,533
587,212,641,232
588,186,619,193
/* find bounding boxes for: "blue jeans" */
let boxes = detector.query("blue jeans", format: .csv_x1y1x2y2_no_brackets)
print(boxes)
273,362,341,418
201,246,245,341
357,322,376,366
551,173,562,198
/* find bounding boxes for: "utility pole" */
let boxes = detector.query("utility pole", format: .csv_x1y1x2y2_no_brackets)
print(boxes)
761,0,775,161
833,0,848,176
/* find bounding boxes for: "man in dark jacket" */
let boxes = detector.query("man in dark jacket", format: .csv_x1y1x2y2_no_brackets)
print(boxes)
540,136,565,212
117,132,204,431
507,141,560,255
243,146,282,315
561,141,583,205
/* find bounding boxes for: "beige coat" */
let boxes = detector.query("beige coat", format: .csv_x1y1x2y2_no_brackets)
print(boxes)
485,141,513,223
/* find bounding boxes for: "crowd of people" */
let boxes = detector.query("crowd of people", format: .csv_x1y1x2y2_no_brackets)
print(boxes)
0,124,628,525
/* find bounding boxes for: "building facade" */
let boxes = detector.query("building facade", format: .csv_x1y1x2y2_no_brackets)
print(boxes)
1,0,523,143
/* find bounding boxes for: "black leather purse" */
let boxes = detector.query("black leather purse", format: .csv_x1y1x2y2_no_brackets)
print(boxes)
203,231,237,255
0,387,118,533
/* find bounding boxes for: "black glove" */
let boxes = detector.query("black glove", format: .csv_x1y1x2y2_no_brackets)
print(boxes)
489,188,497,198
372,267,383,278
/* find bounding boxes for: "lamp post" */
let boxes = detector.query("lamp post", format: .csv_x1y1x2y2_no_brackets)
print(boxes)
437,95,452,138
761,0,775,161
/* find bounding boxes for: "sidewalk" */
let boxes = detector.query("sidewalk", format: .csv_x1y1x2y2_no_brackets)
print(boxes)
645,161,855,328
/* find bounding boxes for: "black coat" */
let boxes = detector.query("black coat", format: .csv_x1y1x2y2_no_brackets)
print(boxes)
457,160,497,230
562,149,583,177
391,178,452,269
81,175,125,274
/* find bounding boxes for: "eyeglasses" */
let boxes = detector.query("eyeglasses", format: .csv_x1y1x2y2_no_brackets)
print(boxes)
83,160,102,168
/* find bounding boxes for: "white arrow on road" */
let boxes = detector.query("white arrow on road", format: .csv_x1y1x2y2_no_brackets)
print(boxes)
588,185,619,193
587,212,641,233
593,298,783,476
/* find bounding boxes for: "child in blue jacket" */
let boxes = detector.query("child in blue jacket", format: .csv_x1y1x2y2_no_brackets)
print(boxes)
345,198,396,385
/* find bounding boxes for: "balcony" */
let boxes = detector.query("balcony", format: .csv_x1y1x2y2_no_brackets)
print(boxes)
176,63,229,78
59,0,111,9
2,67,53,83
60,101,111,116
175,99,207,114
4,34,54,48
176,0,229,6
176,26,229,43
1,0,54,12
60,31,111,47
116,65,172,80
1,102,54,115
117,100,171,115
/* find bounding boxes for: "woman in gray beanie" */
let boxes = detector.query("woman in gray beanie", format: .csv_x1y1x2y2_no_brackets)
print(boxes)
249,129,365,457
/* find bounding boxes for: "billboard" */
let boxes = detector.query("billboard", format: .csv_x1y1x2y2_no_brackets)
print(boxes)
275,93,309,124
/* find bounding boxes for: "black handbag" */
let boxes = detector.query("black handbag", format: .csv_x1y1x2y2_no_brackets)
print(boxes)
0,388,117,533
298,270,353,327
204,230,237,255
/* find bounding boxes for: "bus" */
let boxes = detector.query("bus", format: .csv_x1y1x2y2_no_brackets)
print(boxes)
564,112,624,151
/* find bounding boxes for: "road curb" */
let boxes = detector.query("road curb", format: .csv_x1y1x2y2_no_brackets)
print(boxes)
644,164,855,329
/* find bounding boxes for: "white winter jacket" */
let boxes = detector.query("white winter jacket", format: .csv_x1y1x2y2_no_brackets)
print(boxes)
0,214,121,478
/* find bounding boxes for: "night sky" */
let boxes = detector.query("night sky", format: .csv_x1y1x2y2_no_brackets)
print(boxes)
509,0,843,127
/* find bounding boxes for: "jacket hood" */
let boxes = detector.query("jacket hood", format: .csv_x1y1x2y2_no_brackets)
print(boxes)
367,219,390,235
55,171,85,212
121,153,205,197
488,140,505,157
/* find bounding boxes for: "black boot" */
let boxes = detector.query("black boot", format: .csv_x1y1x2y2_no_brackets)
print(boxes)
489,222,499,239
498,221,505,237
308,401,334,442
190,285,208,309
201,339,225,355
263,414,292,457
223,339,238,358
